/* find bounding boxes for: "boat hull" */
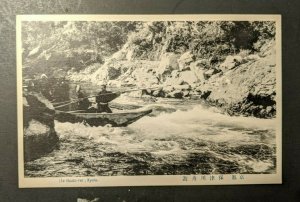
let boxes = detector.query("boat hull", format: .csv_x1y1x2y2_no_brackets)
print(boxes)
55,109,152,127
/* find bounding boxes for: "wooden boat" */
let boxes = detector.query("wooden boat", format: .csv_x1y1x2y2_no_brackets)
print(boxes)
55,108,152,127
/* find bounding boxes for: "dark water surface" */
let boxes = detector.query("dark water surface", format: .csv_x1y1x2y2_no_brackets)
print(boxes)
25,84,277,177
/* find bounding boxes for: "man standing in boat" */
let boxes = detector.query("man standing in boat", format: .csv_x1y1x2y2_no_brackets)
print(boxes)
96,83,113,113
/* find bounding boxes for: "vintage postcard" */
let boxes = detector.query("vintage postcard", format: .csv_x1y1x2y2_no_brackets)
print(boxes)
17,15,281,187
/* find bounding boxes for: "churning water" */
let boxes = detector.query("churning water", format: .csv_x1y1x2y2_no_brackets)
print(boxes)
25,97,276,177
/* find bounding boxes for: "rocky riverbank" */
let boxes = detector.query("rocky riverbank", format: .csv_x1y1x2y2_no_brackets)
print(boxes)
23,92,59,161
68,39,276,118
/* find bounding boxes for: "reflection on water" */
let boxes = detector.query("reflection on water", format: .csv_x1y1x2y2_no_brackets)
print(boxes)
25,98,276,177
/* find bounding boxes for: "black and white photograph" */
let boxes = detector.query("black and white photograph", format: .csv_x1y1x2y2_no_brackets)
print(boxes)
17,15,281,187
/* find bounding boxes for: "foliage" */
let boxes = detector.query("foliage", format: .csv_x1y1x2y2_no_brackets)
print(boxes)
22,21,138,76
128,21,275,62
22,20,276,77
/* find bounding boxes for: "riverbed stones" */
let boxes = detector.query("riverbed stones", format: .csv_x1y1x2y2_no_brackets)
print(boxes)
174,84,191,91
167,90,183,99
152,89,165,97
162,85,175,93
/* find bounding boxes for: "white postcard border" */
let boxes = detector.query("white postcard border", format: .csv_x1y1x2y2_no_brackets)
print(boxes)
17,14,282,188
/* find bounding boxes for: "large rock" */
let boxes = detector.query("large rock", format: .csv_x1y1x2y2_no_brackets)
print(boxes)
162,85,175,93
91,60,122,84
178,71,198,85
190,59,209,81
131,67,160,87
23,92,59,161
157,53,179,77
152,89,166,97
173,84,191,91
203,68,220,80
111,49,126,61
219,55,243,72
167,90,183,99
114,60,160,88
164,70,198,87
177,51,195,71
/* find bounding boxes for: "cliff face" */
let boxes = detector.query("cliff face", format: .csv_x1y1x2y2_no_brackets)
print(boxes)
23,92,59,161
197,40,276,118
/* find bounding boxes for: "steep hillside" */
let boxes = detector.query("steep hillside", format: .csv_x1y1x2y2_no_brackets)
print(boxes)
197,39,276,118
23,21,277,118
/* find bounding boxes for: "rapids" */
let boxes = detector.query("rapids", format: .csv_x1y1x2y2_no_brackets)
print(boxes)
24,97,276,177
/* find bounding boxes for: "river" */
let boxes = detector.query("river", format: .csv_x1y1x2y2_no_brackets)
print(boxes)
25,96,276,177
24,84,277,177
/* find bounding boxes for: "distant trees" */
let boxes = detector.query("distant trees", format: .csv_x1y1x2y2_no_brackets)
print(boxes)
127,21,275,61
22,21,137,62
22,21,139,76
22,20,275,77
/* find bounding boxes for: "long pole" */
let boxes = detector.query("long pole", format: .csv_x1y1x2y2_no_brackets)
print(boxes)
53,86,160,109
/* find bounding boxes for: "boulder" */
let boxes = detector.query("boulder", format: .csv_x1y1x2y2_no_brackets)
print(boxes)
219,55,243,72
23,92,59,161
111,49,126,60
204,68,219,80
171,70,180,78
164,75,184,86
182,90,190,97
131,68,160,88
164,70,198,87
177,51,195,71
200,90,212,99
91,59,123,83
152,89,165,97
190,59,209,81
162,85,175,93
178,71,198,85
167,90,183,99
174,84,191,91
157,53,179,76
195,86,202,93
106,65,121,80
